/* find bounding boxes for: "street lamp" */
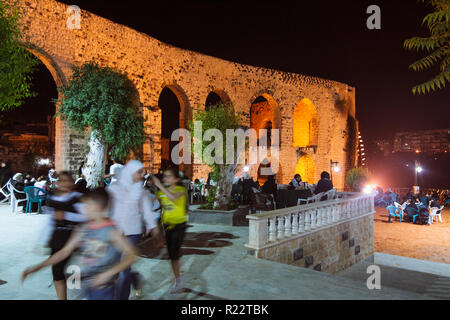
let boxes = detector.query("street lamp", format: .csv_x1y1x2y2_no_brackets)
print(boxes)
330,160,339,183
413,160,422,195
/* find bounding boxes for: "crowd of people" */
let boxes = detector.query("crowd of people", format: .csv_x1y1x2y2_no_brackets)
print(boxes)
0,159,189,300
375,187,447,224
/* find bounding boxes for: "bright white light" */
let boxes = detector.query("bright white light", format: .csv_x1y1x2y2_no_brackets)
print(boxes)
333,166,340,173
37,158,50,166
416,166,423,173
243,166,250,172
363,185,374,194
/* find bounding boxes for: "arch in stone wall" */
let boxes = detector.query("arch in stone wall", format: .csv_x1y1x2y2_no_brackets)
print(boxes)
21,45,68,171
293,98,319,148
250,93,281,130
157,84,192,177
295,154,316,184
205,89,233,110
250,93,281,145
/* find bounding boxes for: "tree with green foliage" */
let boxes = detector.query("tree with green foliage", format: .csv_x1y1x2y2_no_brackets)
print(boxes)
56,62,145,188
189,104,243,210
345,167,371,192
404,0,450,94
0,0,39,111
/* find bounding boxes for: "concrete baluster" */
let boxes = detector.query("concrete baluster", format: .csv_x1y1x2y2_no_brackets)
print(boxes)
268,217,276,242
310,209,316,229
292,212,299,235
304,210,310,231
298,211,305,233
285,214,291,237
277,215,285,239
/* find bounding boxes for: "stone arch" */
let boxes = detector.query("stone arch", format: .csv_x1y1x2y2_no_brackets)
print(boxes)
293,98,319,148
249,92,281,130
157,83,192,177
24,44,67,87
250,93,281,146
295,154,316,184
205,89,233,110
22,45,69,172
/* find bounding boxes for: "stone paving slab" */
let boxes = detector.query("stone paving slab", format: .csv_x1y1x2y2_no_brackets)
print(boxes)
0,204,437,300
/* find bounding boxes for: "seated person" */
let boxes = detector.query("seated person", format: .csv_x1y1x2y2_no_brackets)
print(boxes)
404,199,420,221
48,169,59,189
262,175,278,204
74,175,88,194
24,174,35,187
290,174,301,188
430,199,441,209
34,176,48,191
314,171,333,195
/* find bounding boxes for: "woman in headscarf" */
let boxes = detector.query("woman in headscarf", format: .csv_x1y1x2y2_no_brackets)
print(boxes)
107,160,161,300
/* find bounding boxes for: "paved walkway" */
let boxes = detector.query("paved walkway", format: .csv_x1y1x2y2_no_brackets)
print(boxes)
0,204,447,300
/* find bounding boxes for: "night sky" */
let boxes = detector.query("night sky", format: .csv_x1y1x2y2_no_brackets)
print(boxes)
6,0,450,186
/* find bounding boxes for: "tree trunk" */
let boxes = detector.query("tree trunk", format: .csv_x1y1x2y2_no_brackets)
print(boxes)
82,131,107,189
214,163,237,210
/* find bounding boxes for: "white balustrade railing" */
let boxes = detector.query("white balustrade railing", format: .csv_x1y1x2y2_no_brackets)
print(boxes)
246,192,375,250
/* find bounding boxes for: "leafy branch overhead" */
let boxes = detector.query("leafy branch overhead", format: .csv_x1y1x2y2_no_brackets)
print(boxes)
0,0,39,111
404,0,450,94
55,62,145,161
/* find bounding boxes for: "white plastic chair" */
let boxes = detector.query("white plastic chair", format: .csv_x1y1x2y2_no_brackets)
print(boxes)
394,202,404,218
0,179,11,204
325,188,337,200
297,193,323,205
8,182,29,214
429,206,444,224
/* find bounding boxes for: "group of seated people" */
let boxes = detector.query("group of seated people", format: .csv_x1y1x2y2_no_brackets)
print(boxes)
188,170,334,206
2,169,57,211
384,189,444,224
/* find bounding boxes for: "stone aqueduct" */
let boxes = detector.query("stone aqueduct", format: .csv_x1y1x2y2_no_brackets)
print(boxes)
17,0,358,189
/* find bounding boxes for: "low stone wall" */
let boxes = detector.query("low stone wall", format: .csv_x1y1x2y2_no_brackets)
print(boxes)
189,206,250,226
251,213,374,273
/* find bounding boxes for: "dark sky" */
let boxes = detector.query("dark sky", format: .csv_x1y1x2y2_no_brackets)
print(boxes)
10,0,450,144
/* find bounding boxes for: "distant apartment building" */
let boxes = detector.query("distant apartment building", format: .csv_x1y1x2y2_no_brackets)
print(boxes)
393,129,450,154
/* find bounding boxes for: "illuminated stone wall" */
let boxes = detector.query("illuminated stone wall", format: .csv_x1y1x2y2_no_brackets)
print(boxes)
0,134,53,174
17,0,358,188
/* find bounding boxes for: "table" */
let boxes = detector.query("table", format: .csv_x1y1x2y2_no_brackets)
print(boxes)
277,189,312,209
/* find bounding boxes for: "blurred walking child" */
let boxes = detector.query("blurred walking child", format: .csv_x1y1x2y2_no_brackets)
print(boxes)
152,168,188,294
22,188,139,300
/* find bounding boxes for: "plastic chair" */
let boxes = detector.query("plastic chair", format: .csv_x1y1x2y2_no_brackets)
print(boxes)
394,202,404,219
8,182,29,214
104,177,112,186
24,186,48,214
387,204,402,223
297,193,323,205
405,206,420,224
0,179,11,204
429,205,444,224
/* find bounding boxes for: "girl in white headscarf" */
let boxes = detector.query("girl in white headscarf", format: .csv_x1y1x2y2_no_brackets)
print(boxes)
107,160,160,300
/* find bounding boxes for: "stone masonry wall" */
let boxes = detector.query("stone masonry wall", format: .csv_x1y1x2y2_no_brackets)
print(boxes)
253,213,374,273
17,0,358,188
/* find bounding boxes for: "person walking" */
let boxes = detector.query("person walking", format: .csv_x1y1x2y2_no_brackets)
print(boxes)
22,188,139,300
107,160,160,300
152,168,188,294
40,171,86,299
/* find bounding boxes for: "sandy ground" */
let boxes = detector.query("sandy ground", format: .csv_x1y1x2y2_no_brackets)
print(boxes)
374,206,450,264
